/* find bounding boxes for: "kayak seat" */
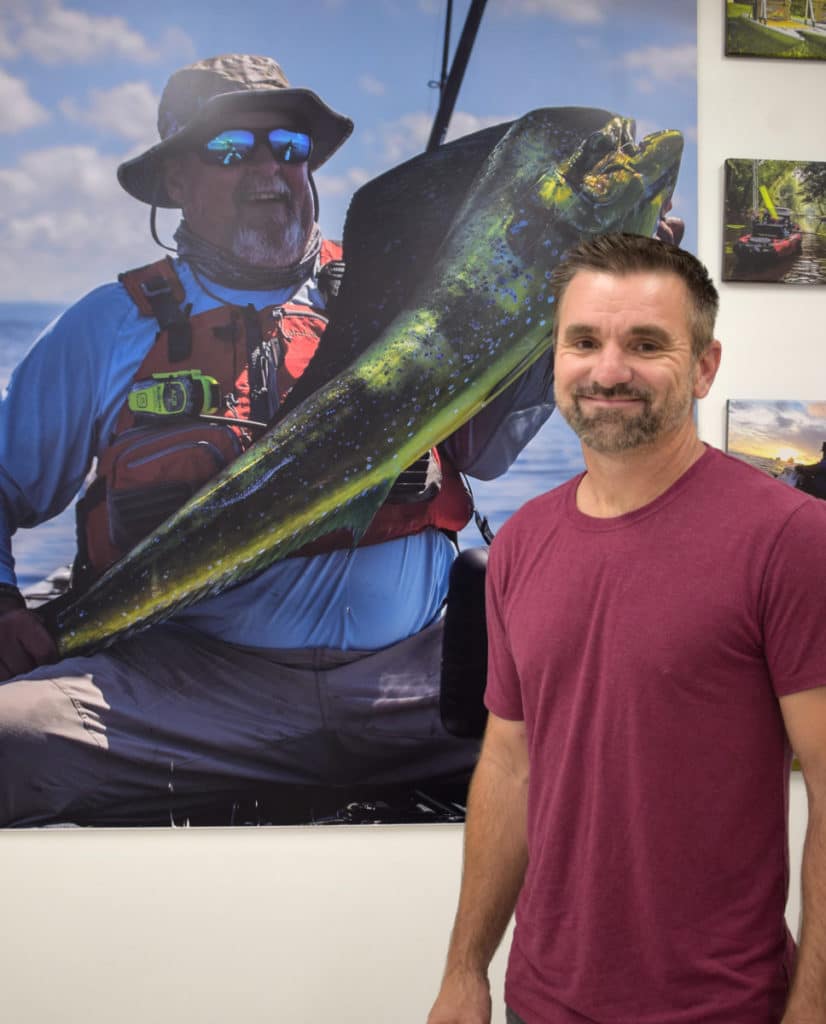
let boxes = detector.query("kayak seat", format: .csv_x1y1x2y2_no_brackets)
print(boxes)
440,546,489,740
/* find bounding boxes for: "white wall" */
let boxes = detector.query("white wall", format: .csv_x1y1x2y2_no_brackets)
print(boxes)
696,0,825,956
1,5,823,1021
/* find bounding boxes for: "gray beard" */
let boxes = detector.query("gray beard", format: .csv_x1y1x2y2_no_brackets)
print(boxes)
233,216,308,268
173,219,322,291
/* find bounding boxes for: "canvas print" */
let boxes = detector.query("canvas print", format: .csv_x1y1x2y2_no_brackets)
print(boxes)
723,158,826,283
0,0,698,827
726,1,826,59
727,400,826,499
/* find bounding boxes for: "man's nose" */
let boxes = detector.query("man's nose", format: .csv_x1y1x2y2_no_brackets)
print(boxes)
591,342,633,388
248,142,282,168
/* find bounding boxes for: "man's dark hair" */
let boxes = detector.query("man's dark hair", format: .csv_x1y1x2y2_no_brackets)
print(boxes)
549,233,719,358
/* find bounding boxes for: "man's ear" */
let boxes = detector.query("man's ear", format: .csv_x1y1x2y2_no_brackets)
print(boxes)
693,339,722,400
163,156,189,208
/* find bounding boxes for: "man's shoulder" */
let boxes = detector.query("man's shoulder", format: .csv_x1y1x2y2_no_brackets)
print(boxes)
702,446,815,514
65,268,153,314
686,446,826,553
45,277,143,339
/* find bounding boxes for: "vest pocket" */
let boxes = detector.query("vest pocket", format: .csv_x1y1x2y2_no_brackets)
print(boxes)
80,423,243,579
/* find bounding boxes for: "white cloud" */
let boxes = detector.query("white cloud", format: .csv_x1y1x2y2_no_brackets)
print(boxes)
0,23,16,60
158,26,198,63
0,1,193,65
633,117,658,141
444,111,511,143
497,0,693,29
631,118,697,148
379,110,509,164
0,69,50,132
60,82,159,142
0,143,160,302
0,146,121,211
359,74,386,97
380,112,433,163
498,0,604,25
621,43,697,87
315,166,372,197
575,35,601,51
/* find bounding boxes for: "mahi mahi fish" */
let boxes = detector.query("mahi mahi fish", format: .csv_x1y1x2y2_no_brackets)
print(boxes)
42,107,683,657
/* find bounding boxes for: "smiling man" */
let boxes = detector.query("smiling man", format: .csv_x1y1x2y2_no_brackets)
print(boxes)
0,54,556,826
428,233,826,1024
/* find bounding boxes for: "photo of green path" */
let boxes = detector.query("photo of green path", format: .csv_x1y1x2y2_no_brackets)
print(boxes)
723,158,826,283
726,0,826,59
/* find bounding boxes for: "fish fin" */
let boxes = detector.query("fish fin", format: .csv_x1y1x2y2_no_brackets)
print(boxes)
278,477,397,559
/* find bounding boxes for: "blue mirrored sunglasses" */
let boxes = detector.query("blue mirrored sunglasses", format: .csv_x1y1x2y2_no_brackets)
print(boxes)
199,128,313,167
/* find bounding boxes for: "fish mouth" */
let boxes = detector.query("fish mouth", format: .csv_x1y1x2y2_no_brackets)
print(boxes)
626,129,684,199
561,124,683,215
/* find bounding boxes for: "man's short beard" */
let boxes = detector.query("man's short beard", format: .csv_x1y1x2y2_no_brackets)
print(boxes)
557,382,694,454
233,218,309,268
232,184,315,268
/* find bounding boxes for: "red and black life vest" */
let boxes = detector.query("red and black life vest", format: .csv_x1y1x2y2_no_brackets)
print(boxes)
75,245,472,584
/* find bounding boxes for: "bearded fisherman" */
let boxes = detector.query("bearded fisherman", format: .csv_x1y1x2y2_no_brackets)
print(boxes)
0,54,557,826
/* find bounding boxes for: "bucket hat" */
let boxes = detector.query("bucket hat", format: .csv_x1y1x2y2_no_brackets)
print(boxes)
117,54,354,208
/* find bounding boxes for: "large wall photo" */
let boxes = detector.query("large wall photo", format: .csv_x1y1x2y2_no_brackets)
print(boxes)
0,0,698,828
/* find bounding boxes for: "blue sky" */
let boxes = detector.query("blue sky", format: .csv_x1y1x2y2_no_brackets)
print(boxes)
0,0,697,302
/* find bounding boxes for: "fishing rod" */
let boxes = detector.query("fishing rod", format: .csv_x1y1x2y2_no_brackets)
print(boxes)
426,0,488,153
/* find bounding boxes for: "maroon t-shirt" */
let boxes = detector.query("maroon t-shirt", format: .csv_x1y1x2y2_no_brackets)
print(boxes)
485,446,826,1024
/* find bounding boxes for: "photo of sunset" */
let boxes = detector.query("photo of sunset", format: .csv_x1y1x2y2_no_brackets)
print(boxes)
726,399,826,499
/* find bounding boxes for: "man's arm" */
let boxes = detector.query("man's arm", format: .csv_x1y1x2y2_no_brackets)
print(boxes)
779,685,826,1023
0,289,131,681
427,712,529,1024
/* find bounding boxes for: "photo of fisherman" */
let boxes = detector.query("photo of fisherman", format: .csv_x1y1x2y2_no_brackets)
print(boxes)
0,3,698,828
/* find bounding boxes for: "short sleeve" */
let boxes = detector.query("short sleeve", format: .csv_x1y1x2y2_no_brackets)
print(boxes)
761,497,826,697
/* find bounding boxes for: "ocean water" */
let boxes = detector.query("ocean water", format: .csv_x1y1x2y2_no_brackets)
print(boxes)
0,301,584,589
0,302,76,590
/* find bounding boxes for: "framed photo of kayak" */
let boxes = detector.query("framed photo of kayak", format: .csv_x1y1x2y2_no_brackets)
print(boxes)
726,399,826,500
722,158,826,284
725,2,826,60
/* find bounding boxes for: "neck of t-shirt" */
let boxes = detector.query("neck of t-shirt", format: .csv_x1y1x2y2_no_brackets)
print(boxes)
576,429,707,519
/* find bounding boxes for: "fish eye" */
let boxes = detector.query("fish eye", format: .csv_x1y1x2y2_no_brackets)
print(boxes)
565,130,621,190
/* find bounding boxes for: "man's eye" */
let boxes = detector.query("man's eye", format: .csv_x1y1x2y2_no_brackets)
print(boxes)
573,338,596,350
634,341,660,353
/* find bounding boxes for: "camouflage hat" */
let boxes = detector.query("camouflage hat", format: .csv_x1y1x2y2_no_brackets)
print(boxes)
117,54,354,208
